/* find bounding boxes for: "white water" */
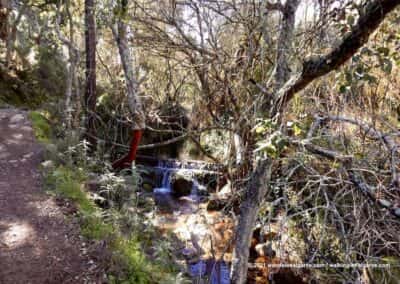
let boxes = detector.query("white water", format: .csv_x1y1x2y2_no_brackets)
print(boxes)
151,159,231,284
153,167,173,194
153,160,201,199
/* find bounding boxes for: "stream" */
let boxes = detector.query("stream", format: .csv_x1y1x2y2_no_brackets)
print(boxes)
150,160,231,284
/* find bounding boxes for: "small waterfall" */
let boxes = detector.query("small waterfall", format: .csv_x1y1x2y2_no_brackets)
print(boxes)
153,167,173,194
153,160,201,198
150,159,230,284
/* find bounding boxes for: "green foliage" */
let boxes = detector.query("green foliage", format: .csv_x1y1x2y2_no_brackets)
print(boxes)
253,118,276,135
81,214,114,240
0,69,45,108
110,236,154,284
99,171,133,210
33,109,181,283
44,163,178,283
254,131,288,158
45,165,96,214
28,110,52,143
34,43,67,97
338,43,395,94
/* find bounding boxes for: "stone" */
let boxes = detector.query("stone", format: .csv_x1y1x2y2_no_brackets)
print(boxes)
137,195,155,211
378,199,392,208
171,176,193,197
142,182,154,192
181,247,199,260
255,243,276,258
196,172,219,192
85,179,101,192
206,198,227,211
217,181,232,199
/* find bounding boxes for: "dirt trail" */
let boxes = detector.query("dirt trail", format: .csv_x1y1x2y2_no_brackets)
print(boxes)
0,108,102,284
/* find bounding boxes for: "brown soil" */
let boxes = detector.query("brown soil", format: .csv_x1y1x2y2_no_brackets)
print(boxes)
0,108,104,284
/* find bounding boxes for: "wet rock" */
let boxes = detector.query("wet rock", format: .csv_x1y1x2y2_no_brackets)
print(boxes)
197,185,210,201
139,167,157,184
272,269,307,283
171,176,193,197
142,182,154,192
255,243,276,258
181,247,199,260
206,198,227,211
217,181,232,199
85,179,101,192
140,171,157,192
197,172,219,192
137,194,155,212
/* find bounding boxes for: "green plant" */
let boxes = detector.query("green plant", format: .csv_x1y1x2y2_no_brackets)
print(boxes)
29,111,52,143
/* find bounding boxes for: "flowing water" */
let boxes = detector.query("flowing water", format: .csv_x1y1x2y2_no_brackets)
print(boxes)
150,160,231,284
153,160,202,198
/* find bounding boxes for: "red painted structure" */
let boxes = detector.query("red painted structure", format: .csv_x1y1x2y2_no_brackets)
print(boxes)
112,129,143,169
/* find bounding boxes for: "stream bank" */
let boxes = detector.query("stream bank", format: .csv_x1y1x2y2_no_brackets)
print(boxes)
138,159,306,284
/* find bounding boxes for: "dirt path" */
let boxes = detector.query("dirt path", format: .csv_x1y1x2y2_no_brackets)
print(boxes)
0,108,103,284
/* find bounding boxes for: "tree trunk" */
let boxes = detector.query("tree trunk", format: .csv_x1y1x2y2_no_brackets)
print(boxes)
112,0,145,130
231,2,299,283
56,0,78,130
230,158,272,283
0,0,9,43
268,0,300,89
84,0,97,150
5,2,26,67
111,0,145,169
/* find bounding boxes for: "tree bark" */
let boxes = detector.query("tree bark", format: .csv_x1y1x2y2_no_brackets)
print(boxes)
268,0,300,89
231,2,299,283
84,0,97,151
231,1,400,283
111,0,145,169
56,0,79,130
272,0,400,115
230,158,272,283
0,0,9,41
112,0,145,130
5,2,26,67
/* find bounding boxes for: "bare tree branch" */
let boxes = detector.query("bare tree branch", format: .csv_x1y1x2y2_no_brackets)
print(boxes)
272,0,400,115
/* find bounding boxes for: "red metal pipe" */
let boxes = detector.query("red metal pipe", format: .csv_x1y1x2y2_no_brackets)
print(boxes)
112,129,143,169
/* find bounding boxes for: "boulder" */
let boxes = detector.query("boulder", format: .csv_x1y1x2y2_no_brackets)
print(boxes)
206,198,227,211
142,182,154,192
197,184,210,202
85,177,101,192
255,243,276,258
139,167,158,192
217,181,232,199
196,172,219,192
171,175,193,197
137,194,155,212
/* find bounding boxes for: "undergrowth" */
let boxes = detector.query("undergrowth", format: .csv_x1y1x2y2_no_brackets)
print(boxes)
29,110,184,283
28,111,52,143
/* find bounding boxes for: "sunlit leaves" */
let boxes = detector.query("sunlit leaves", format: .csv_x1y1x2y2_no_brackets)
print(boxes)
337,42,395,94
254,131,288,158
379,57,393,74
252,118,276,135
